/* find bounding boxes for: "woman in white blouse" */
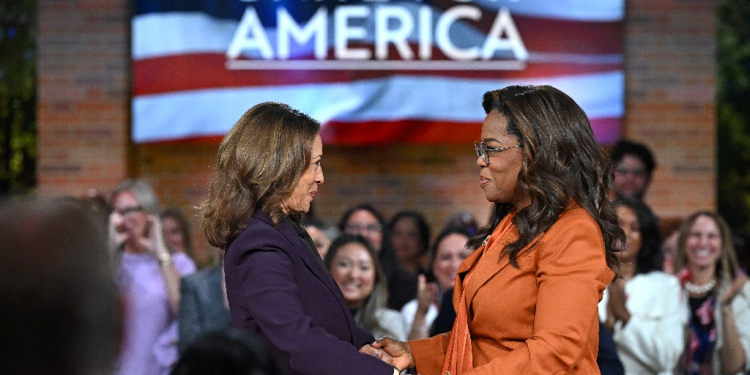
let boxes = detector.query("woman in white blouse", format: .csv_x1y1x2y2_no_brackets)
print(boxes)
600,198,684,375
674,211,750,375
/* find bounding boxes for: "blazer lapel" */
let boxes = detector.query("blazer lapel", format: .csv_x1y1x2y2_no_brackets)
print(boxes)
278,220,363,340
460,228,520,309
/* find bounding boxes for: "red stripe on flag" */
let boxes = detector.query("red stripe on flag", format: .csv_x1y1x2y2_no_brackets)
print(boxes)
322,118,621,146
134,53,620,95
134,117,620,145
320,120,482,145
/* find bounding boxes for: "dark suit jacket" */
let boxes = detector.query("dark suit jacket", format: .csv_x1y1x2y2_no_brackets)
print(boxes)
223,210,393,375
178,264,233,354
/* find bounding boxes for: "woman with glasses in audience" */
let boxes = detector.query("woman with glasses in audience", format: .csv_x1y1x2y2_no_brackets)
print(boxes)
674,211,750,375
339,204,418,310
202,103,398,375
110,179,196,375
373,85,623,375
600,198,683,375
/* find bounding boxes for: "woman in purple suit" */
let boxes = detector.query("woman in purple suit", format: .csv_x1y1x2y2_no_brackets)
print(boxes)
201,102,398,375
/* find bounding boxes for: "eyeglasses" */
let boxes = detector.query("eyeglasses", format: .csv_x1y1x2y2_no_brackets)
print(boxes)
614,166,646,178
474,141,521,165
345,223,383,234
114,206,143,217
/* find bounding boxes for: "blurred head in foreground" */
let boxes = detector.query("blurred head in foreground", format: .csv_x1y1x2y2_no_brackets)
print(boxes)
0,196,120,375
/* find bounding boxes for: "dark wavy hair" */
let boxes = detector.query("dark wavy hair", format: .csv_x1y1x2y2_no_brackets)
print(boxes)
202,102,320,249
609,139,656,176
467,85,622,272
613,198,662,275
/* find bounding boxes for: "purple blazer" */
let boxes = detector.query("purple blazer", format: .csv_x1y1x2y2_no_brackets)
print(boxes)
224,210,393,375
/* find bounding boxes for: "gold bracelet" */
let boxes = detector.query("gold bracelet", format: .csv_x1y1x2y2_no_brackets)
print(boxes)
157,252,173,267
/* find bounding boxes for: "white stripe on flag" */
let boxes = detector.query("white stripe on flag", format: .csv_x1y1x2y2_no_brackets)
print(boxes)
132,71,623,143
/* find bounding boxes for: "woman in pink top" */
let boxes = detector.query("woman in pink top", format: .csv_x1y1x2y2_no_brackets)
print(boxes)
110,179,196,375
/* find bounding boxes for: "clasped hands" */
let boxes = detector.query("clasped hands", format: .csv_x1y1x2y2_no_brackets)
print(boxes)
359,337,415,372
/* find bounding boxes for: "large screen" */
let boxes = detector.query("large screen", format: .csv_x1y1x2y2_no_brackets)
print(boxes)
132,0,624,145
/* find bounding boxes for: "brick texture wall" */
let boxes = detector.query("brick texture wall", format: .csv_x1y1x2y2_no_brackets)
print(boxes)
624,0,717,219
37,0,130,195
37,0,718,264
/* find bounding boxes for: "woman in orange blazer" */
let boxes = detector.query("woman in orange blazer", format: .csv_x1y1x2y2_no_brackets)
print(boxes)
375,85,623,375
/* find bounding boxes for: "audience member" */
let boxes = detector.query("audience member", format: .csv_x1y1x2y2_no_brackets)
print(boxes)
171,329,286,375
161,207,196,264
178,257,232,354
0,196,120,375
610,139,659,229
600,198,683,374
444,210,479,237
428,288,455,336
388,210,431,275
324,234,407,341
302,216,339,259
111,179,196,375
339,204,417,310
674,211,750,375
401,228,472,340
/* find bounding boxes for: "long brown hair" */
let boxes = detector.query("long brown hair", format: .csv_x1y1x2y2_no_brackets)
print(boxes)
201,102,320,249
468,85,622,272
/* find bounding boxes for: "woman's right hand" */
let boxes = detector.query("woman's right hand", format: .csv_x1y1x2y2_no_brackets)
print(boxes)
372,337,414,370
109,211,128,248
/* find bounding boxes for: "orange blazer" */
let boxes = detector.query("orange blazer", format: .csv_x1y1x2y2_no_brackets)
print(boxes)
410,205,614,375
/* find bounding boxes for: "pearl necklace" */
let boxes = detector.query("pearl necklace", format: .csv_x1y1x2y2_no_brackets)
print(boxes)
685,278,717,294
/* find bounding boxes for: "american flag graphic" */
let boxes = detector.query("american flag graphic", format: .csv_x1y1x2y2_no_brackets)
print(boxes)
132,0,624,145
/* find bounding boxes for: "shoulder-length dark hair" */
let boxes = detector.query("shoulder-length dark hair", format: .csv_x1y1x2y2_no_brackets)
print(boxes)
675,211,742,284
387,210,432,258
468,85,622,272
613,198,662,275
202,102,320,249
324,234,390,336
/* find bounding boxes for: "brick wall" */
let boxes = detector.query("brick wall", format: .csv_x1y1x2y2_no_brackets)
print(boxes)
624,0,717,219
37,0,718,264
37,0,131,196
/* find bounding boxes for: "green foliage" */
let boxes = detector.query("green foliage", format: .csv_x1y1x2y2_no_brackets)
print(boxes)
0,0,36,193
717,0,750,232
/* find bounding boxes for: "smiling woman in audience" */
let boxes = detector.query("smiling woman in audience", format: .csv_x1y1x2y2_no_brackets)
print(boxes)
674,211,750,375
325,234,407,341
